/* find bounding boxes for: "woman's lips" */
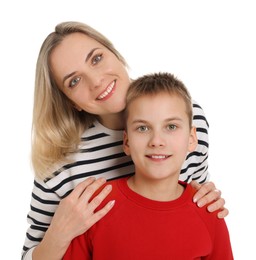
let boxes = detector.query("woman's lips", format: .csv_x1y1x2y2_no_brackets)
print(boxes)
97,80,116,100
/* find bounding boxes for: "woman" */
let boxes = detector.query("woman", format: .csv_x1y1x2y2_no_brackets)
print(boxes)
22,21,227,260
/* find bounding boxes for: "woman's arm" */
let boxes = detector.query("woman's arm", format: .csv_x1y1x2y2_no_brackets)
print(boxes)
189,100,228,218
181,100,209,183
22,119,133,260
22,177,114,260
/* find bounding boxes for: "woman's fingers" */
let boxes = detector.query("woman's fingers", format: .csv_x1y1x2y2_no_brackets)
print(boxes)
72,176,114,216
70,177,98,198
217,207,229,219
80,177,107,202
191,180,229,218
207,197,225,212
206,198,229,218
85,200,115,228
75,179,114,232
54,177,114,239
190,180,201,193
87,184,113,210
70,177,108,202
191,181,219,206
198,187,221,207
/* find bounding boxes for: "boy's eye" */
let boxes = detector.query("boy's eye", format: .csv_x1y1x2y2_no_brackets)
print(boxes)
167,124,177,131
70,77,81,88
137,125,149,132
92,54,103,65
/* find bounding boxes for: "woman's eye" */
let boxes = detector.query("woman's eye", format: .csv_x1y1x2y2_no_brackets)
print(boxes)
167,124,177,131
69,77,81,88
92,54,103,65
137,126,149,132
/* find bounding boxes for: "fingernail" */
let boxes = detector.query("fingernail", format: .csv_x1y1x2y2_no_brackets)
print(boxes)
217,212,223,219
197,201,204,207
109,200,115,207
207,205,214,212
105,184,112,191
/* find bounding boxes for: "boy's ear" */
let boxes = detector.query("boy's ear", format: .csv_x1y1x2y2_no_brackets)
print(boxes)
123,131,131,156
188,127,198,152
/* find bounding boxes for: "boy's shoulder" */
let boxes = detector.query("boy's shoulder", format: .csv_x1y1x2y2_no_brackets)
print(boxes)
184,182,222,229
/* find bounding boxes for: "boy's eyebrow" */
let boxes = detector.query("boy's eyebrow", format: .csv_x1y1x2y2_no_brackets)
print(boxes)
131,117,183,124
165,117,183,122
130,119,149,125
62,48,100,84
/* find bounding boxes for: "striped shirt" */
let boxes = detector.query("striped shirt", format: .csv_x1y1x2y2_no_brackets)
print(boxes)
22,100,209,259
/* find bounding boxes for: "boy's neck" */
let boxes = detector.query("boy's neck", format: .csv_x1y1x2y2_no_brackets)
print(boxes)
127,175,184,202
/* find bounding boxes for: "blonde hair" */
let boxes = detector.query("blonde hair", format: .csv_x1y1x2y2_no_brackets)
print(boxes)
32,21,127,180
125,72,193,127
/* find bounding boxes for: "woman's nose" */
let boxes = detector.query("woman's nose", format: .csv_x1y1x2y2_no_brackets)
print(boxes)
87,70,103,90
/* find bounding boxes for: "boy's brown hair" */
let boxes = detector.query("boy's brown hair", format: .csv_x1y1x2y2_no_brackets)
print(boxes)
125,72,193,128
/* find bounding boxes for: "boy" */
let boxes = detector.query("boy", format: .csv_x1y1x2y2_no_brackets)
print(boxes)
64,72,233,259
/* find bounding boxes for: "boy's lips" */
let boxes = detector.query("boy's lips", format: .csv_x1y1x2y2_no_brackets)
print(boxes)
146,154,171,160
97,80,116,100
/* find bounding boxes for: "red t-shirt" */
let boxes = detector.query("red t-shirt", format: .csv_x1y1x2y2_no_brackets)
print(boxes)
64,177,233,260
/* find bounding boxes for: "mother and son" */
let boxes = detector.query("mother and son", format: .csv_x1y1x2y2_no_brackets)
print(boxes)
22,21,233,259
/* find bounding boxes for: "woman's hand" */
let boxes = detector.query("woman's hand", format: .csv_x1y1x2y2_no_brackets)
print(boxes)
190,181,229,219
52,177,114,240
32,177,114,260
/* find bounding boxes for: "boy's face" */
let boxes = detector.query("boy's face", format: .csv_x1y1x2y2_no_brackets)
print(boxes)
123,92,197,181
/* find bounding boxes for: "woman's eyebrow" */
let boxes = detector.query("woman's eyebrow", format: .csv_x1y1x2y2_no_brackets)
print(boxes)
85,47,99,62
62,48,100,84
63,72,76,85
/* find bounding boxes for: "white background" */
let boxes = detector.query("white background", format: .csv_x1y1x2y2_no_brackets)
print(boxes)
0,0,255,259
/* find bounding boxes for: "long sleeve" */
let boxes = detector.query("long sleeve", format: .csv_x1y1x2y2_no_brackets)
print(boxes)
180,100,210,183
205,219,233,259
22,178,61,259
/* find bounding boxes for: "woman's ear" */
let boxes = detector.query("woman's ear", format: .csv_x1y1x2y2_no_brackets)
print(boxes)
188,127,198,152
123,131,131,156
70,100,82,111
74,104,82,111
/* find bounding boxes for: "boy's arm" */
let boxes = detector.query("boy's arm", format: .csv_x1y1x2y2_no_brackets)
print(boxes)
206,219,234,259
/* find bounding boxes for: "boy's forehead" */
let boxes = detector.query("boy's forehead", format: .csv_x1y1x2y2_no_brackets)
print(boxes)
127,93,187,117
128,92,183,107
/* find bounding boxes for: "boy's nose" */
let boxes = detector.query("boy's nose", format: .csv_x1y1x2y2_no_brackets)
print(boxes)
148,132,166,147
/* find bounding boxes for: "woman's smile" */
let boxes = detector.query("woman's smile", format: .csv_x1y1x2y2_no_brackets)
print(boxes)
97,80,116,100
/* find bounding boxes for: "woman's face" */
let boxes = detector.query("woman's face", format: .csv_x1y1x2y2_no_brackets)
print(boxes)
50,32,130,117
